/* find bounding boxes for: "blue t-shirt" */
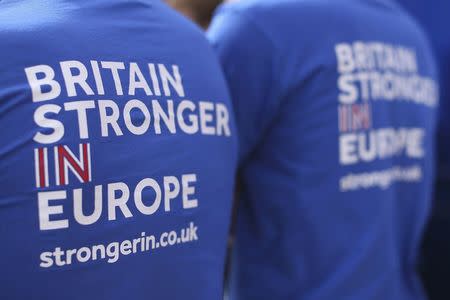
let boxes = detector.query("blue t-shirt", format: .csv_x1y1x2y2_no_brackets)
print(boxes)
396,0,450,184
208,0,438,299
0,1,237,299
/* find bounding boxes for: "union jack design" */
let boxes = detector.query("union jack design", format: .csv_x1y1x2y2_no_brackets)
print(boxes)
34,143,92,188
338,103,372,133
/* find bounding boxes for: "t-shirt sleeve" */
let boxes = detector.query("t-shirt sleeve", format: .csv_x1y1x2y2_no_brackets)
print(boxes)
207,9,280,162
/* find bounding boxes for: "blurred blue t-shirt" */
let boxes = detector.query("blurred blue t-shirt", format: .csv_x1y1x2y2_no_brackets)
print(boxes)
396,1,450,298
0,1,237,299
208,0,438,299
397,0,450,187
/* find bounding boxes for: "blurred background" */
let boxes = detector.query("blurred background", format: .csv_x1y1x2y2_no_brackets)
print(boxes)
165,0,223,28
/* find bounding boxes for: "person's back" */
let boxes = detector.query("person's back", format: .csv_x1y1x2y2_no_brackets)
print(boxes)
208,0,438,299
0,0,237,299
